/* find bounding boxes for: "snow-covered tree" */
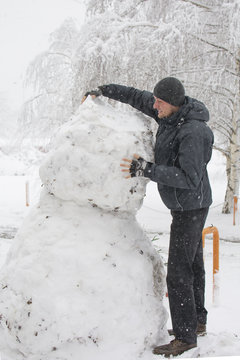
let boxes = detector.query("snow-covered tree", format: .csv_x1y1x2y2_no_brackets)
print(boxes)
207,0,240,214
169,0,240,213
20,0,185,136
20,18,80,139
72,0,185,105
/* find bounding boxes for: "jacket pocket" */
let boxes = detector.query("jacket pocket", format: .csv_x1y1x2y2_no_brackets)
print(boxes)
158,184,183,210
175,187,202,209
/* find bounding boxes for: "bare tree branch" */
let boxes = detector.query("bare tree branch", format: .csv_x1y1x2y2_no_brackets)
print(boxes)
186,33,240,62
180,0,211,10
213,145,228,157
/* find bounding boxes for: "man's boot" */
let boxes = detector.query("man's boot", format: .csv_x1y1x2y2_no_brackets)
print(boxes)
168,323,206,337
153,339,197,357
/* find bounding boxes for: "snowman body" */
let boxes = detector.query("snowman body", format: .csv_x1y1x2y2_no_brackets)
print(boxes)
0,100,168,360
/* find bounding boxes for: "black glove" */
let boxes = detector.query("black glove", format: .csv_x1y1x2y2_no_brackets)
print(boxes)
121,155,153,178
81,87,103,103
129,157,153,178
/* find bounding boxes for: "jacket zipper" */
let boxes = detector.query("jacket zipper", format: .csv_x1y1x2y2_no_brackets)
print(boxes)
174,188,184,211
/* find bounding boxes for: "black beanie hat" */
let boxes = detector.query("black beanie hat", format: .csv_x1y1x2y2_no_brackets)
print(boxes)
153,77,185,106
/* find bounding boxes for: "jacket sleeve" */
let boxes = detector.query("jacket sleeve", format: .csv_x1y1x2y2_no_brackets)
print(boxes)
145,126,211,189
100,84,158,120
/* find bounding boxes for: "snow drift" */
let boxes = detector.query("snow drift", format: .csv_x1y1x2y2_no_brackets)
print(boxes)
0,99,168,360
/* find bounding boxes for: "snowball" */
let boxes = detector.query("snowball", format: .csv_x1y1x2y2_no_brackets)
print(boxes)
39,98,154,213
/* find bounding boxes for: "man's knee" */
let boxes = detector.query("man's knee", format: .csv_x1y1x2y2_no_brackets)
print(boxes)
167,266,194,290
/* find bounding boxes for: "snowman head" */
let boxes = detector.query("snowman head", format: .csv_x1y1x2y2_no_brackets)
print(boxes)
39,99,154,213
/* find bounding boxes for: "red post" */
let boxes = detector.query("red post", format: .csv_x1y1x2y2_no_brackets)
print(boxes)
202,226,220,303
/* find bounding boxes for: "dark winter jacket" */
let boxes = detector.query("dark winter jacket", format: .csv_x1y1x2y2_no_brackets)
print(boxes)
101,84,214,211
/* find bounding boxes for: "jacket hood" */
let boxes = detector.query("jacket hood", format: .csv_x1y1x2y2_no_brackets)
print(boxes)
163,96,209,127
184,96,209,122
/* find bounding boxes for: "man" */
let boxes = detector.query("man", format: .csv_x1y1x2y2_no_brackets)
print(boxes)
83,77,214,357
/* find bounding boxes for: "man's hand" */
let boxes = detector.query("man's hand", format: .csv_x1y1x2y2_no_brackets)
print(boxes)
81,87,103,103
120,154,151,178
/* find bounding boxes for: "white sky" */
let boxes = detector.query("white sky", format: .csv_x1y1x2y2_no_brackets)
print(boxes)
0,0,85,109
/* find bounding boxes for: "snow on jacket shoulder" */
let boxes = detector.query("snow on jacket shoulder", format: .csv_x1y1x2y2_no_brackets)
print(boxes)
101,84,214,211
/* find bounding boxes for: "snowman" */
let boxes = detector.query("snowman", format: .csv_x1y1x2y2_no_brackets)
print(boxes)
0,99,168,360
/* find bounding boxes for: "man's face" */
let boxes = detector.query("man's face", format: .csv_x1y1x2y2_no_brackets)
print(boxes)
153,97,179,118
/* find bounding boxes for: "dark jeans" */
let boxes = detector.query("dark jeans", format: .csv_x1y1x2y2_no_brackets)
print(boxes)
167,207,209,344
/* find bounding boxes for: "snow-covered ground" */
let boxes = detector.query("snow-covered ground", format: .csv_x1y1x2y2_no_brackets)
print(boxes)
0,148,240,359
